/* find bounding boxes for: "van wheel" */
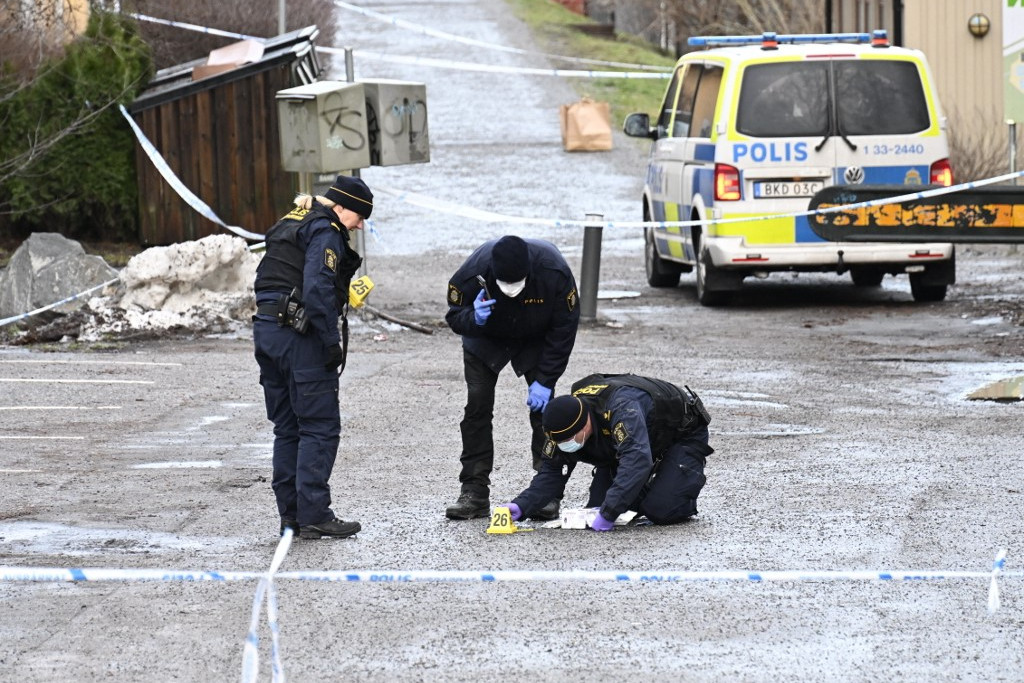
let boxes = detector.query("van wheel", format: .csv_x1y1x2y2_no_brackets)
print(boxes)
910,274,947,302
850,268,884,287
696,244,734,307
645,228,681,287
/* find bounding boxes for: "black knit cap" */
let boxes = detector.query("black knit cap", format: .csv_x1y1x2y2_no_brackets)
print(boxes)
325,175,374,219
542,395,587,441
491,235,530,282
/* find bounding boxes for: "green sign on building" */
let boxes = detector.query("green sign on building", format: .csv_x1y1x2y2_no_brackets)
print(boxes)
1005,0,1024,120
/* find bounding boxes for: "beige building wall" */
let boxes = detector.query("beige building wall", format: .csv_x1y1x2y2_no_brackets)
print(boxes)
902,0,1002,132
832,0,1008,178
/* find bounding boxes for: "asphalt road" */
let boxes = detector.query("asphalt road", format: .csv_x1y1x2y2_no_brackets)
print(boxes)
2,1,1024,681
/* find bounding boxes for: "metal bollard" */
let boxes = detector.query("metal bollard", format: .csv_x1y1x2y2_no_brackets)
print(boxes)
1009,120,1017,186
345,46,368,277
579,213,604,321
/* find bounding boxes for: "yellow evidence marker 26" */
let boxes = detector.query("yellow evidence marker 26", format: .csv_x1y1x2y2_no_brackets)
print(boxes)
486,506,533,534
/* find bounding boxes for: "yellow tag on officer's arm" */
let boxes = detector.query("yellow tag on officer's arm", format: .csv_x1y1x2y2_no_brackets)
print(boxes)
349,275,374,308
613,421,628,445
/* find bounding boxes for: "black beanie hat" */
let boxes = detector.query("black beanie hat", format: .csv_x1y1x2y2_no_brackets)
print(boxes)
325,175,374,219
542,395,587,441
491,235,530,282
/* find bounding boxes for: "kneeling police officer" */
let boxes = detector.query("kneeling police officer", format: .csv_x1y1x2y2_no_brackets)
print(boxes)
253,175,371,539
505,373,712,530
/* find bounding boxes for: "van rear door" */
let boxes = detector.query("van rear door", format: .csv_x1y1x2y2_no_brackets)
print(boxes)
831,57,944,187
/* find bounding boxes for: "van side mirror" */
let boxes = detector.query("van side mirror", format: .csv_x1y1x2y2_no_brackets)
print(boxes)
624,113,656,139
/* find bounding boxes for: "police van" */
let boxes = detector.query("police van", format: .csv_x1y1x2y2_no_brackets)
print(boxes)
624,31,955,306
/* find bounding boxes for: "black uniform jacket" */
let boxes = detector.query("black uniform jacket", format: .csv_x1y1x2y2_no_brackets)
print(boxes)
512,386,707,522
445,238,580,388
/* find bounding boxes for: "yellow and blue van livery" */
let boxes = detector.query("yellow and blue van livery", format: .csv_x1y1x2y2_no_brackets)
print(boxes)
624,31,955,305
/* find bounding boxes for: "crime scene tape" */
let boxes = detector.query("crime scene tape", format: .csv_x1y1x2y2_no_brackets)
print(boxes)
241,526,292,683
0,545,1012,680
330,0,672,72
0,549,1015,595
130,14,668,80
318,47,670,79
118,105,264,241
375,167,1024,230
0,277,120,329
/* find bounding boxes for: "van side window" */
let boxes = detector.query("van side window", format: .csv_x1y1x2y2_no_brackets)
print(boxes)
672,64,703,137
691,65,723,138
835,60,930,135
655,66,685,139
737,63,829,137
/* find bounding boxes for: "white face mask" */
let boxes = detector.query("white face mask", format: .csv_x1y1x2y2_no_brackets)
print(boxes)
557,434,585,453
497,278,527,298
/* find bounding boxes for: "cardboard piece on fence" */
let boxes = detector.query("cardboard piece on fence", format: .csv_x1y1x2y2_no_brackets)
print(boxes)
192,39,265,81
486,506,532,534
559,97,613,152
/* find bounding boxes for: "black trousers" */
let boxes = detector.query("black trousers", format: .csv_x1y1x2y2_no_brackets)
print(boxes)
254,320,341,526
587,424,710,525
458,349,549,496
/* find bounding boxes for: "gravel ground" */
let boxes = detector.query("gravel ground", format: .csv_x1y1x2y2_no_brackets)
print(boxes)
2,1,1024,681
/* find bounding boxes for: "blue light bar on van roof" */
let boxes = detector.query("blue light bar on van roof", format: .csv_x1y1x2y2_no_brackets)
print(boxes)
688,31,886,48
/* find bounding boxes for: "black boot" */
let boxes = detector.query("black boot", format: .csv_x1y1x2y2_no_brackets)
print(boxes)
280,518,300,537
445,492,490,520
300,518,361,539
529,498,560,521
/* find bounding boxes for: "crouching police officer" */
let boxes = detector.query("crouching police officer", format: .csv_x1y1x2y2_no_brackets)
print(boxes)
444,235,580,520
504,373,712,530
253,175,371,539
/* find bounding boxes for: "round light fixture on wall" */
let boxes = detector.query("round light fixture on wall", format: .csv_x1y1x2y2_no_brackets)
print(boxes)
968,13,990,38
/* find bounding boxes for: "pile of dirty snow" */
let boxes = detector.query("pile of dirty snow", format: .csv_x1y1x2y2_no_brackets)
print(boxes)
79,235,261,340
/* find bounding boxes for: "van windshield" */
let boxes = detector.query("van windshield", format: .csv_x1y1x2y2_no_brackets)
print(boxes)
737,59,930,138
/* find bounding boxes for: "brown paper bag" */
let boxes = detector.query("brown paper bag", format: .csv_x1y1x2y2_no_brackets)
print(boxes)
559,97,613,151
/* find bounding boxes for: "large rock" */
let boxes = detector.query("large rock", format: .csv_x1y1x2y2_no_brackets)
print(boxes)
0,233,119,321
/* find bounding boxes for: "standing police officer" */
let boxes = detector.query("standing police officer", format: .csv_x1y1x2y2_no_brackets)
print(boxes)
505,373,712,530
253,175,371,539
444,235,580,520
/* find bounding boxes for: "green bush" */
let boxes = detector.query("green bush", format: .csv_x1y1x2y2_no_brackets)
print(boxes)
0,11,152,242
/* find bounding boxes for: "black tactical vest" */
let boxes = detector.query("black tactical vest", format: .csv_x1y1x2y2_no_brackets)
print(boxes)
255,203,362,311
569,373,710,458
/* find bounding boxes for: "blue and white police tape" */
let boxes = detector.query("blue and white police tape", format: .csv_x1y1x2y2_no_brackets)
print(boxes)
130,14,668,80
1,549,1016,612
119,105,265,242
377,166,1024,230
241,526,292,683
321,47,671,79
331,0,672,72
129,14,263,42
0,277,120,329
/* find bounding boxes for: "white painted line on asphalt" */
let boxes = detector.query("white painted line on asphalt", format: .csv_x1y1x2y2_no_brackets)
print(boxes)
0,379,155,385
0,360,182,366
132,461,223,469
0,468,43,473
0,406,123,411
0,436,86,440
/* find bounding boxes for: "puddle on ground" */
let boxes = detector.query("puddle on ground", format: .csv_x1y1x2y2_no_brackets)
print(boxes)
967,376,1024,402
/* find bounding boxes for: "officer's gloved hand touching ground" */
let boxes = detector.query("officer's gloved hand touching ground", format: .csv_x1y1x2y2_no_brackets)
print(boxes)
505,503,523,521
473,290,496,325
526,381,551,411
590,511,614,532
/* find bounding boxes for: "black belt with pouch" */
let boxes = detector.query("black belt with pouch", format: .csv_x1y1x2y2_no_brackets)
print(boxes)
254,288,309,334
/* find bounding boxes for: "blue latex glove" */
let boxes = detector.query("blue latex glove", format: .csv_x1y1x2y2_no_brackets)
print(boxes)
473,290,496,326
506,503,523,521
526,381,552,412
590,510,614,532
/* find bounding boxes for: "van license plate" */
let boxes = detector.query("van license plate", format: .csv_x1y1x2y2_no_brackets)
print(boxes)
754,181,824,198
